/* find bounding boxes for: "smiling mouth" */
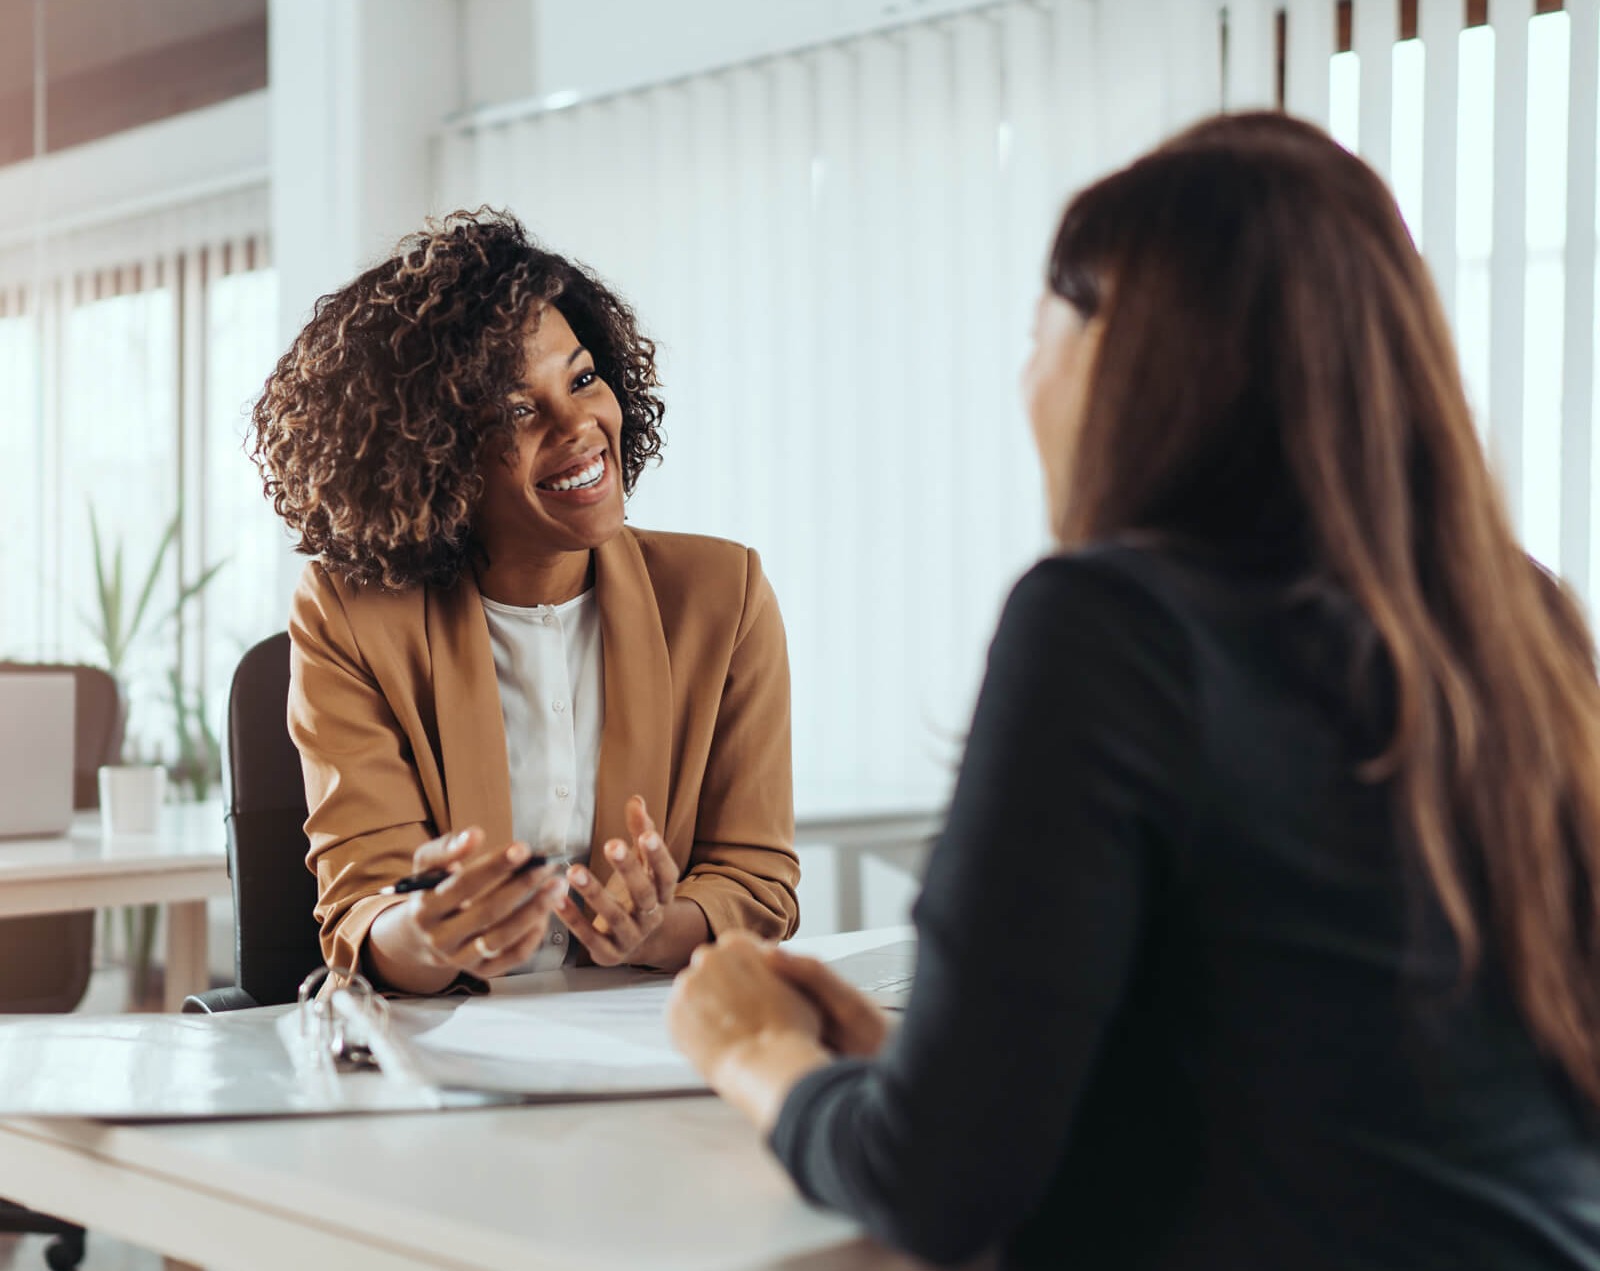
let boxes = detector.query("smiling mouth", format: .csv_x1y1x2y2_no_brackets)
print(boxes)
536,453,606,492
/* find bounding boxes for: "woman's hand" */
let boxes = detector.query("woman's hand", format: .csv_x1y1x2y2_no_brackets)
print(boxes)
765,947,892,1058
366,827,568,994
558,795,707,968
667,932,831,1131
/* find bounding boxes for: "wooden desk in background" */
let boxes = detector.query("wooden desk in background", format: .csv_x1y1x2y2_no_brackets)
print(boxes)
0,790,942,1017
0,801,229,1013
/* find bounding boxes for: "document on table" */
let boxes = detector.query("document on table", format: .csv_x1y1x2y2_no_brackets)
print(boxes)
386,976,707,1098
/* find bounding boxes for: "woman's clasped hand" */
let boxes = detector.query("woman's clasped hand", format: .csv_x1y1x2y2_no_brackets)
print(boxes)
667,934,892,1130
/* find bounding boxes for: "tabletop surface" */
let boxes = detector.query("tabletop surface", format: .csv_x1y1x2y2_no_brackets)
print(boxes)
1,926,923,1271
0,798,227,878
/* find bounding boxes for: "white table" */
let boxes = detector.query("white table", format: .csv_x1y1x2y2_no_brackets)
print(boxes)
0,928,930,1271
0,801,229,1013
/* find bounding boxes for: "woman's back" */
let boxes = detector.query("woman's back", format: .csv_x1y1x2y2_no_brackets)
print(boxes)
1057,544,1600,1268
772,545,1600,1269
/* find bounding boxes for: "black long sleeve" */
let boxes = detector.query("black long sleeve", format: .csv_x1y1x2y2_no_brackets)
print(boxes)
772,554,1196,1264
769,546,1600,1270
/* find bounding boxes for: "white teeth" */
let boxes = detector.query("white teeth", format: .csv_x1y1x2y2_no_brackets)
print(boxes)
542,456,605,492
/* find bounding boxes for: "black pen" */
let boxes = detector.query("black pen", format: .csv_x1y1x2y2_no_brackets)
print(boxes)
379,851,557,895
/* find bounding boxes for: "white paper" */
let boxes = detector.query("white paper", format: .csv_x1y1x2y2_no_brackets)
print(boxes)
394,979,704,1096
412,983,679,1069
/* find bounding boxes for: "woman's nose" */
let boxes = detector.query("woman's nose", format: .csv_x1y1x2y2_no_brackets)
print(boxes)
549,399,593,437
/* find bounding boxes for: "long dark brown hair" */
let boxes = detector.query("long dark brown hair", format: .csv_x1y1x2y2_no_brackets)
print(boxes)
1049,112,1600,1106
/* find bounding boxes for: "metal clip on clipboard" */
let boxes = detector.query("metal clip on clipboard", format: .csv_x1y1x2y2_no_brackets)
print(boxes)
294,966,443,1098
297,966,383,1071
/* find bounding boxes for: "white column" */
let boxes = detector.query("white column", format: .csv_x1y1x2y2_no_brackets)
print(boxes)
266,0,464,608
267,0,464,351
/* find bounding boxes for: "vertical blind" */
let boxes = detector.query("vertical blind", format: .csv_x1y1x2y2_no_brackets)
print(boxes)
435,0,1600,810
435,0,1209,810
1276,0,1600,601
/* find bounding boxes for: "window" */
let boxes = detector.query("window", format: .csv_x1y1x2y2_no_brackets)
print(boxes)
0,303,41,659
0,236,282,774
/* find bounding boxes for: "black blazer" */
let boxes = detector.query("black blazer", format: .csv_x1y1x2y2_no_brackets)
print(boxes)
771,544,1600,1270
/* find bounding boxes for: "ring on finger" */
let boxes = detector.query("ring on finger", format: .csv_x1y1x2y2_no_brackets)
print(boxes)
637,903,661,921
473,936,501,960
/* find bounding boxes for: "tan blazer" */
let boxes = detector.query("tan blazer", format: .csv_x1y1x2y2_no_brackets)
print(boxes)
287,527,799,976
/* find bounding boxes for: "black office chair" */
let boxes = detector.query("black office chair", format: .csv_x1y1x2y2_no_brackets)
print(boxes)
183,633,323,1013
0,662,123,1271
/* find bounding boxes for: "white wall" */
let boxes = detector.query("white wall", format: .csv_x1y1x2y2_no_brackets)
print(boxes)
529,0,1002,108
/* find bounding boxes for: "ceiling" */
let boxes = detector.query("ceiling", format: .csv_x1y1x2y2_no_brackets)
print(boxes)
0,0,267,165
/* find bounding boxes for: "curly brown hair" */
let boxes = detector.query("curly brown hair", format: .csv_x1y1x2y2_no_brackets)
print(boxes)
249,208,665,590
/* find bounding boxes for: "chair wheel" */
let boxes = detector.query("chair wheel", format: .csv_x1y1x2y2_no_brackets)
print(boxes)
44,1227,86,1270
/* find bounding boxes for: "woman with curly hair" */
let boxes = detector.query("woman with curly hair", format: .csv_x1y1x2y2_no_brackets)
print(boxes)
251,209,798,994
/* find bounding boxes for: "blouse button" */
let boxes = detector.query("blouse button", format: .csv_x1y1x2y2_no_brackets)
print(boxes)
555,783,570,799
552,699,567,713
541,613,554,626
551,931,565,945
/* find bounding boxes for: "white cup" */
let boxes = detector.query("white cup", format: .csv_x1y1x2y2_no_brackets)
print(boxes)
98,764,167,836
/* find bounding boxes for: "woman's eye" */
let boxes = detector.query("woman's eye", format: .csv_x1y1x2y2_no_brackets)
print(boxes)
573,369,598,392
510,404,534,419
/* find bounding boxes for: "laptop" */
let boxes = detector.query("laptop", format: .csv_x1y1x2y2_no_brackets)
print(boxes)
827,938,918,1011
0,672,76,839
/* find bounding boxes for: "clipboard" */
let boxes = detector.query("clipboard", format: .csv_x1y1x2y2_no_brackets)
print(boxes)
0,966,705,1120
307,964,709,1101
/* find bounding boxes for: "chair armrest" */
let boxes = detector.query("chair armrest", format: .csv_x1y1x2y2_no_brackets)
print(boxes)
182,986,260,1013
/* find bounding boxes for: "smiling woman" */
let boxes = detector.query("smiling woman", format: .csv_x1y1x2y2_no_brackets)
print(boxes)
248,209,799,996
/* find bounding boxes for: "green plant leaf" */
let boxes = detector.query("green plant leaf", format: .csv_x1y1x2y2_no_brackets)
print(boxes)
123,516,179,657
172,556,228,615
110,536,127,671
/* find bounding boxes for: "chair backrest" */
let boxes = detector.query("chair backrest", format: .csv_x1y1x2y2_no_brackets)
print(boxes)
0,661,121,1012
225,632,323,1006
0,661,124,809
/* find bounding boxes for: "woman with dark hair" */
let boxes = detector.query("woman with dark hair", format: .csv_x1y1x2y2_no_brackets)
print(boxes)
251,209,798,995
668,114,1600,1268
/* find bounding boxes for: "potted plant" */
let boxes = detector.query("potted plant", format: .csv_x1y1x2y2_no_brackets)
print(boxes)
83,506,226,1007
